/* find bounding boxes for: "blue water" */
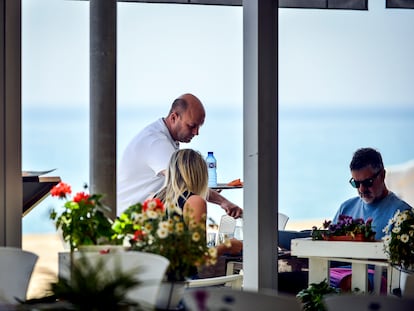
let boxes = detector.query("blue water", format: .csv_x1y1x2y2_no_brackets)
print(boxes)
22,104,414,233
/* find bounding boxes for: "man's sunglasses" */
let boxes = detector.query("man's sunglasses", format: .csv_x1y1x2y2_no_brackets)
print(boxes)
349,170,382,188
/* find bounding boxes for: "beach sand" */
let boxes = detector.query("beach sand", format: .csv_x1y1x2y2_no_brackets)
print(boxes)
21,218,320,300
22,233,66,300
285,218,322,231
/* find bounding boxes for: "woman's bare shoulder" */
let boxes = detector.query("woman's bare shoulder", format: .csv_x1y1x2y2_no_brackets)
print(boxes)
186,194,207,207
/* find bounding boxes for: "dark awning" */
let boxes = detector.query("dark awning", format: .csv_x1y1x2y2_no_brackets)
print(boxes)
278,0,367,10
78,0,414,10
84,0,369,10
386,0,414,8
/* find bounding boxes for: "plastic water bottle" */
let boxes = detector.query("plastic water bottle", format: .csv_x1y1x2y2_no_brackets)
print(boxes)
206,151,217,187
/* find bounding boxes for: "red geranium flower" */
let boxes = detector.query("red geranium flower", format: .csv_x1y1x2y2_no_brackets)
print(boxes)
50,182,72,199
133,229,145,242
73,192,92,205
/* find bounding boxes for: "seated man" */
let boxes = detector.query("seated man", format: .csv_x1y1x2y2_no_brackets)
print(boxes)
331,147,412,292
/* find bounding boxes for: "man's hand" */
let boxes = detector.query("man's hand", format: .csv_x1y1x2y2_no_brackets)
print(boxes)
207,189,243,219
221,201,243,219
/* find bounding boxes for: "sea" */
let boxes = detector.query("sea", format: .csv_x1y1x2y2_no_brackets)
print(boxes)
22,104,414,234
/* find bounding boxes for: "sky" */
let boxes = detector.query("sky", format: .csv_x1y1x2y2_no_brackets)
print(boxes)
22,0,414,109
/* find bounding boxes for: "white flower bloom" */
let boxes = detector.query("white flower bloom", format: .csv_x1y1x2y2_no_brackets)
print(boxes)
166,203,175,214
400,212,409,222
175,222,185,233
383,235,391,244
146,210,158,219
208,247,218,258
134,213,146,224
401,234,410,243
159,221,170,231
147,199,157,210
192,232,201,242
392,226,401,234
156,227,169,239
144,223,154,232
396,219,403,226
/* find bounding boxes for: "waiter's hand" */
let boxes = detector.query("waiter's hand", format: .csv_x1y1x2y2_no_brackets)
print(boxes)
221,201,243,219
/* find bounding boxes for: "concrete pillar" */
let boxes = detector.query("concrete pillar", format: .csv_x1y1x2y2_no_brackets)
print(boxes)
243,0,279,290
90,0,117,219
0,0,22,247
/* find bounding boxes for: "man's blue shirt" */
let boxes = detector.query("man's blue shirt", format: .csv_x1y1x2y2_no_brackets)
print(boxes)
333,192,412,240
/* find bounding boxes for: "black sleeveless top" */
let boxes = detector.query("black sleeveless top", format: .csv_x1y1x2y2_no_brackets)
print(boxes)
177,191,194,211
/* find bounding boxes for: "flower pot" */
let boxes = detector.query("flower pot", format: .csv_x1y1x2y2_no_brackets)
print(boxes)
323,233,375,242
156,281,185,310
78,245,127,253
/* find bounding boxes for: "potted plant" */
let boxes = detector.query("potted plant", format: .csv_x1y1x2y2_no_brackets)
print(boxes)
312,215,376,241
50,182,120,252
383,208,414,271
111,198,218,309
297,279,339,311
49,253,142,310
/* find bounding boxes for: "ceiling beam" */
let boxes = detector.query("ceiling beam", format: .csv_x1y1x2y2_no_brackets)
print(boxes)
77,0,369,10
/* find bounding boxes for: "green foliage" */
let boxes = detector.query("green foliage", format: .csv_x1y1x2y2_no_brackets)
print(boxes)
50,254,142,311
297,279,339,311
50,183,121,252
111,202,143,244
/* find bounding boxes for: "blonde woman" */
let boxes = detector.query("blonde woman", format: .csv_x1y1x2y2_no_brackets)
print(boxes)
155,148,243,257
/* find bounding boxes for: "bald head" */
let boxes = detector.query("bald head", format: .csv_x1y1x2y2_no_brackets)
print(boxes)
168,94,205,116
165,93,206,143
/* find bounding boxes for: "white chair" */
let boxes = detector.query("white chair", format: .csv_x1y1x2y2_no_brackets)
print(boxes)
323,294,414,311
0,247,38,304
183,287,302,311
278,212,289,230
186,274,243,289
61,251,169,307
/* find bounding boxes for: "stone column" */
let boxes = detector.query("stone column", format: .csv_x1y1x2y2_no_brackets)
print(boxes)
243,0,279,290
90,0,117,219
0,0,22,247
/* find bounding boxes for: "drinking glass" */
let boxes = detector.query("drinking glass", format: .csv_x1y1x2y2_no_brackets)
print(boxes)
218,232,234,244
207,232,216,247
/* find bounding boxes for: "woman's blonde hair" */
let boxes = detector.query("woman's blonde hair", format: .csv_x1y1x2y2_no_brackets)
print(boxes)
156,149,208,208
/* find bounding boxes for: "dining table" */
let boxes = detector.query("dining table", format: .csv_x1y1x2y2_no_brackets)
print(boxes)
290,237,399,295
210,183,243,192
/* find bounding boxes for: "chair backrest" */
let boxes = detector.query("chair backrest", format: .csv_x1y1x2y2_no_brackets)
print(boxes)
278,229,311,250
323,294,414,311
183,287,302,311
0,247,38,304
278,212,289,230
70,251,170,307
